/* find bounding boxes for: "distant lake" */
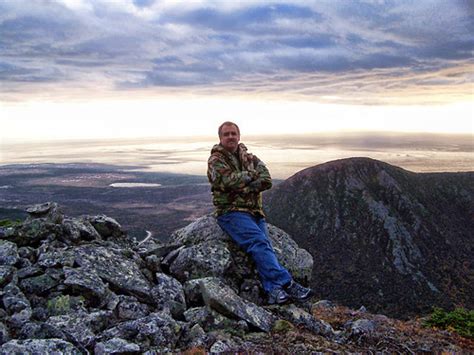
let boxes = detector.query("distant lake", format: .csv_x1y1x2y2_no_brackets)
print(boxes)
1,132,472,178
110,183,162,188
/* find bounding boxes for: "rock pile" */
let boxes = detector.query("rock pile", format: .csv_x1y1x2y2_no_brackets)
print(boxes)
0,202,335,353
0,202,470,353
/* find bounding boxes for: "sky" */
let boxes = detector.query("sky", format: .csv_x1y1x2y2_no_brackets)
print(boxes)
0,0,473,142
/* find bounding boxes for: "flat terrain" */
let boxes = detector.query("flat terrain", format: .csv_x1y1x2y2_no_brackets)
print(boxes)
0,163,213,241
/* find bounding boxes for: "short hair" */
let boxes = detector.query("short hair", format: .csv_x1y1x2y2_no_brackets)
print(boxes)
218,121,240,138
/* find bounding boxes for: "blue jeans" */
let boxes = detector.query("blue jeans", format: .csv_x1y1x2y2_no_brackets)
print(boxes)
217,211,292,293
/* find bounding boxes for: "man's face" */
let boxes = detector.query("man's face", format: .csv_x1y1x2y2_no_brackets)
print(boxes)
219,124,240,153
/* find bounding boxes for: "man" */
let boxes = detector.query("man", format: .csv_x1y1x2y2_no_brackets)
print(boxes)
207,121,313,305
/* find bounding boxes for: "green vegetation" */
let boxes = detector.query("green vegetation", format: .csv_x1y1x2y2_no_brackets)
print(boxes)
423,307,474,339
0,219,21,227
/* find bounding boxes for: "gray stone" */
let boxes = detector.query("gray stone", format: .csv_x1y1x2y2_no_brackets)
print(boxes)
0,338,79,354
199,277,274,332
116,296,150,321
83,215,123,239
73,245,152,303
46,310,112,347
169,215,313,284
346,318,376,337
0,322,9,345
17,247,36,262
19,274,58,295
178,323,207,349
183,279,205,307
9,308,33,328
63,267,108,305
0,241,19,266
94,337,141,354
274,304,334,337
101,311,181,349
26,202,64,224
0,266,15,287
169,241,232,282
183,306,248,333
16,266,42,279
151,273,186,318
37,246,75,268
3,283,30,315
63,218,101,243
5,219,62,247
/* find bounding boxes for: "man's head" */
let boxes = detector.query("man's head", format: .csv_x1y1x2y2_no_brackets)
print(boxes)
218,121,240,153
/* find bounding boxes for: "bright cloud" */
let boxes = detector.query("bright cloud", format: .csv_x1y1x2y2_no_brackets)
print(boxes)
0,0,472,104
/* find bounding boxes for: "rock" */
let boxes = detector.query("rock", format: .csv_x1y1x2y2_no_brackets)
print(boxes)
19,274,58,295
151,273,186,319
73,245,153,303
199,277,274,332
116,296,150,321
274,304,334,337
0,266,15,287
26,202,64,224
0,338,79,354
63,267,109,306
210,339,237,353
83,215,123,239
46,310,112,348
183,306,248,333
5,219,62,247
37,246,75,268
17,247,36,263
183,279,205,307
16,266,42,279
178,323,207,349
101,311,181,349
346,319,376,337
94,337,141,354
169,215,313,285
62,218,101,244
169,241,232,283
3,283,30,315
0,241,19,266
311,300,335,312
0,323,9,345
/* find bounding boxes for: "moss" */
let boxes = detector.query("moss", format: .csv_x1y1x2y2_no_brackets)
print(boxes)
0,219,21,227
47,295,71,316
423,307,474,339
272,319,295,333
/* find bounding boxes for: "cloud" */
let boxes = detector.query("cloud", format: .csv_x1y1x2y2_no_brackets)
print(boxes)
0,0,472,104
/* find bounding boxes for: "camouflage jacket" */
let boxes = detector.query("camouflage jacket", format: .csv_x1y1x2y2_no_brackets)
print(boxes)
207,143,272,216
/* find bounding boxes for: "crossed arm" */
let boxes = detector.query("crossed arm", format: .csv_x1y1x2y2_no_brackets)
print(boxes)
207,154,272,193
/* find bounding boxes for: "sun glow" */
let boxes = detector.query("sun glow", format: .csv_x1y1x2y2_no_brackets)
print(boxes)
1,97,472,143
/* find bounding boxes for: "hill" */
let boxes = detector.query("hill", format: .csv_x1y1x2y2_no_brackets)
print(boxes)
264,157,473,318
0,203,471,353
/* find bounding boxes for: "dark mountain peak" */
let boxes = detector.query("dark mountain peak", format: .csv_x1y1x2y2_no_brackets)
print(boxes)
287,157,410,185
265,158,473,318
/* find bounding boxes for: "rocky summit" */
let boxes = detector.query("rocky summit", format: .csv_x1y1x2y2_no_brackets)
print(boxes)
264,157,474,318
0,202,471,353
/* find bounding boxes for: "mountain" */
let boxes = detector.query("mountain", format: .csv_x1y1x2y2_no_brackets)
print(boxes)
0,202,470,353
264,157,473,318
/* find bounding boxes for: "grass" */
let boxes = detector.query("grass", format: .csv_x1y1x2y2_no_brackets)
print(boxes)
423,307,474,339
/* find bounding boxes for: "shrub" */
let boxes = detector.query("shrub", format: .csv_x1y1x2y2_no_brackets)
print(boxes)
423,307,474,339
0,219,21,227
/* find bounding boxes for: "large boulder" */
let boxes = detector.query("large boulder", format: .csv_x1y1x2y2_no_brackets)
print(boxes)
167,215,313,293
199,277,274,332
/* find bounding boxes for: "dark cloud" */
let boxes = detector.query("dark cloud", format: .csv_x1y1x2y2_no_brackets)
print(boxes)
0,0,472,103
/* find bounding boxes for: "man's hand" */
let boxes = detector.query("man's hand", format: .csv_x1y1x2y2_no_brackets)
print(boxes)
248,178,263,192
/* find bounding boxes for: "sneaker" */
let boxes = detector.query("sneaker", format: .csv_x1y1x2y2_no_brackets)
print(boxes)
268,287,290,305
284,280,313,301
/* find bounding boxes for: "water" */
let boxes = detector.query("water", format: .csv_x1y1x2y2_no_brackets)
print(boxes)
1,132,472,178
